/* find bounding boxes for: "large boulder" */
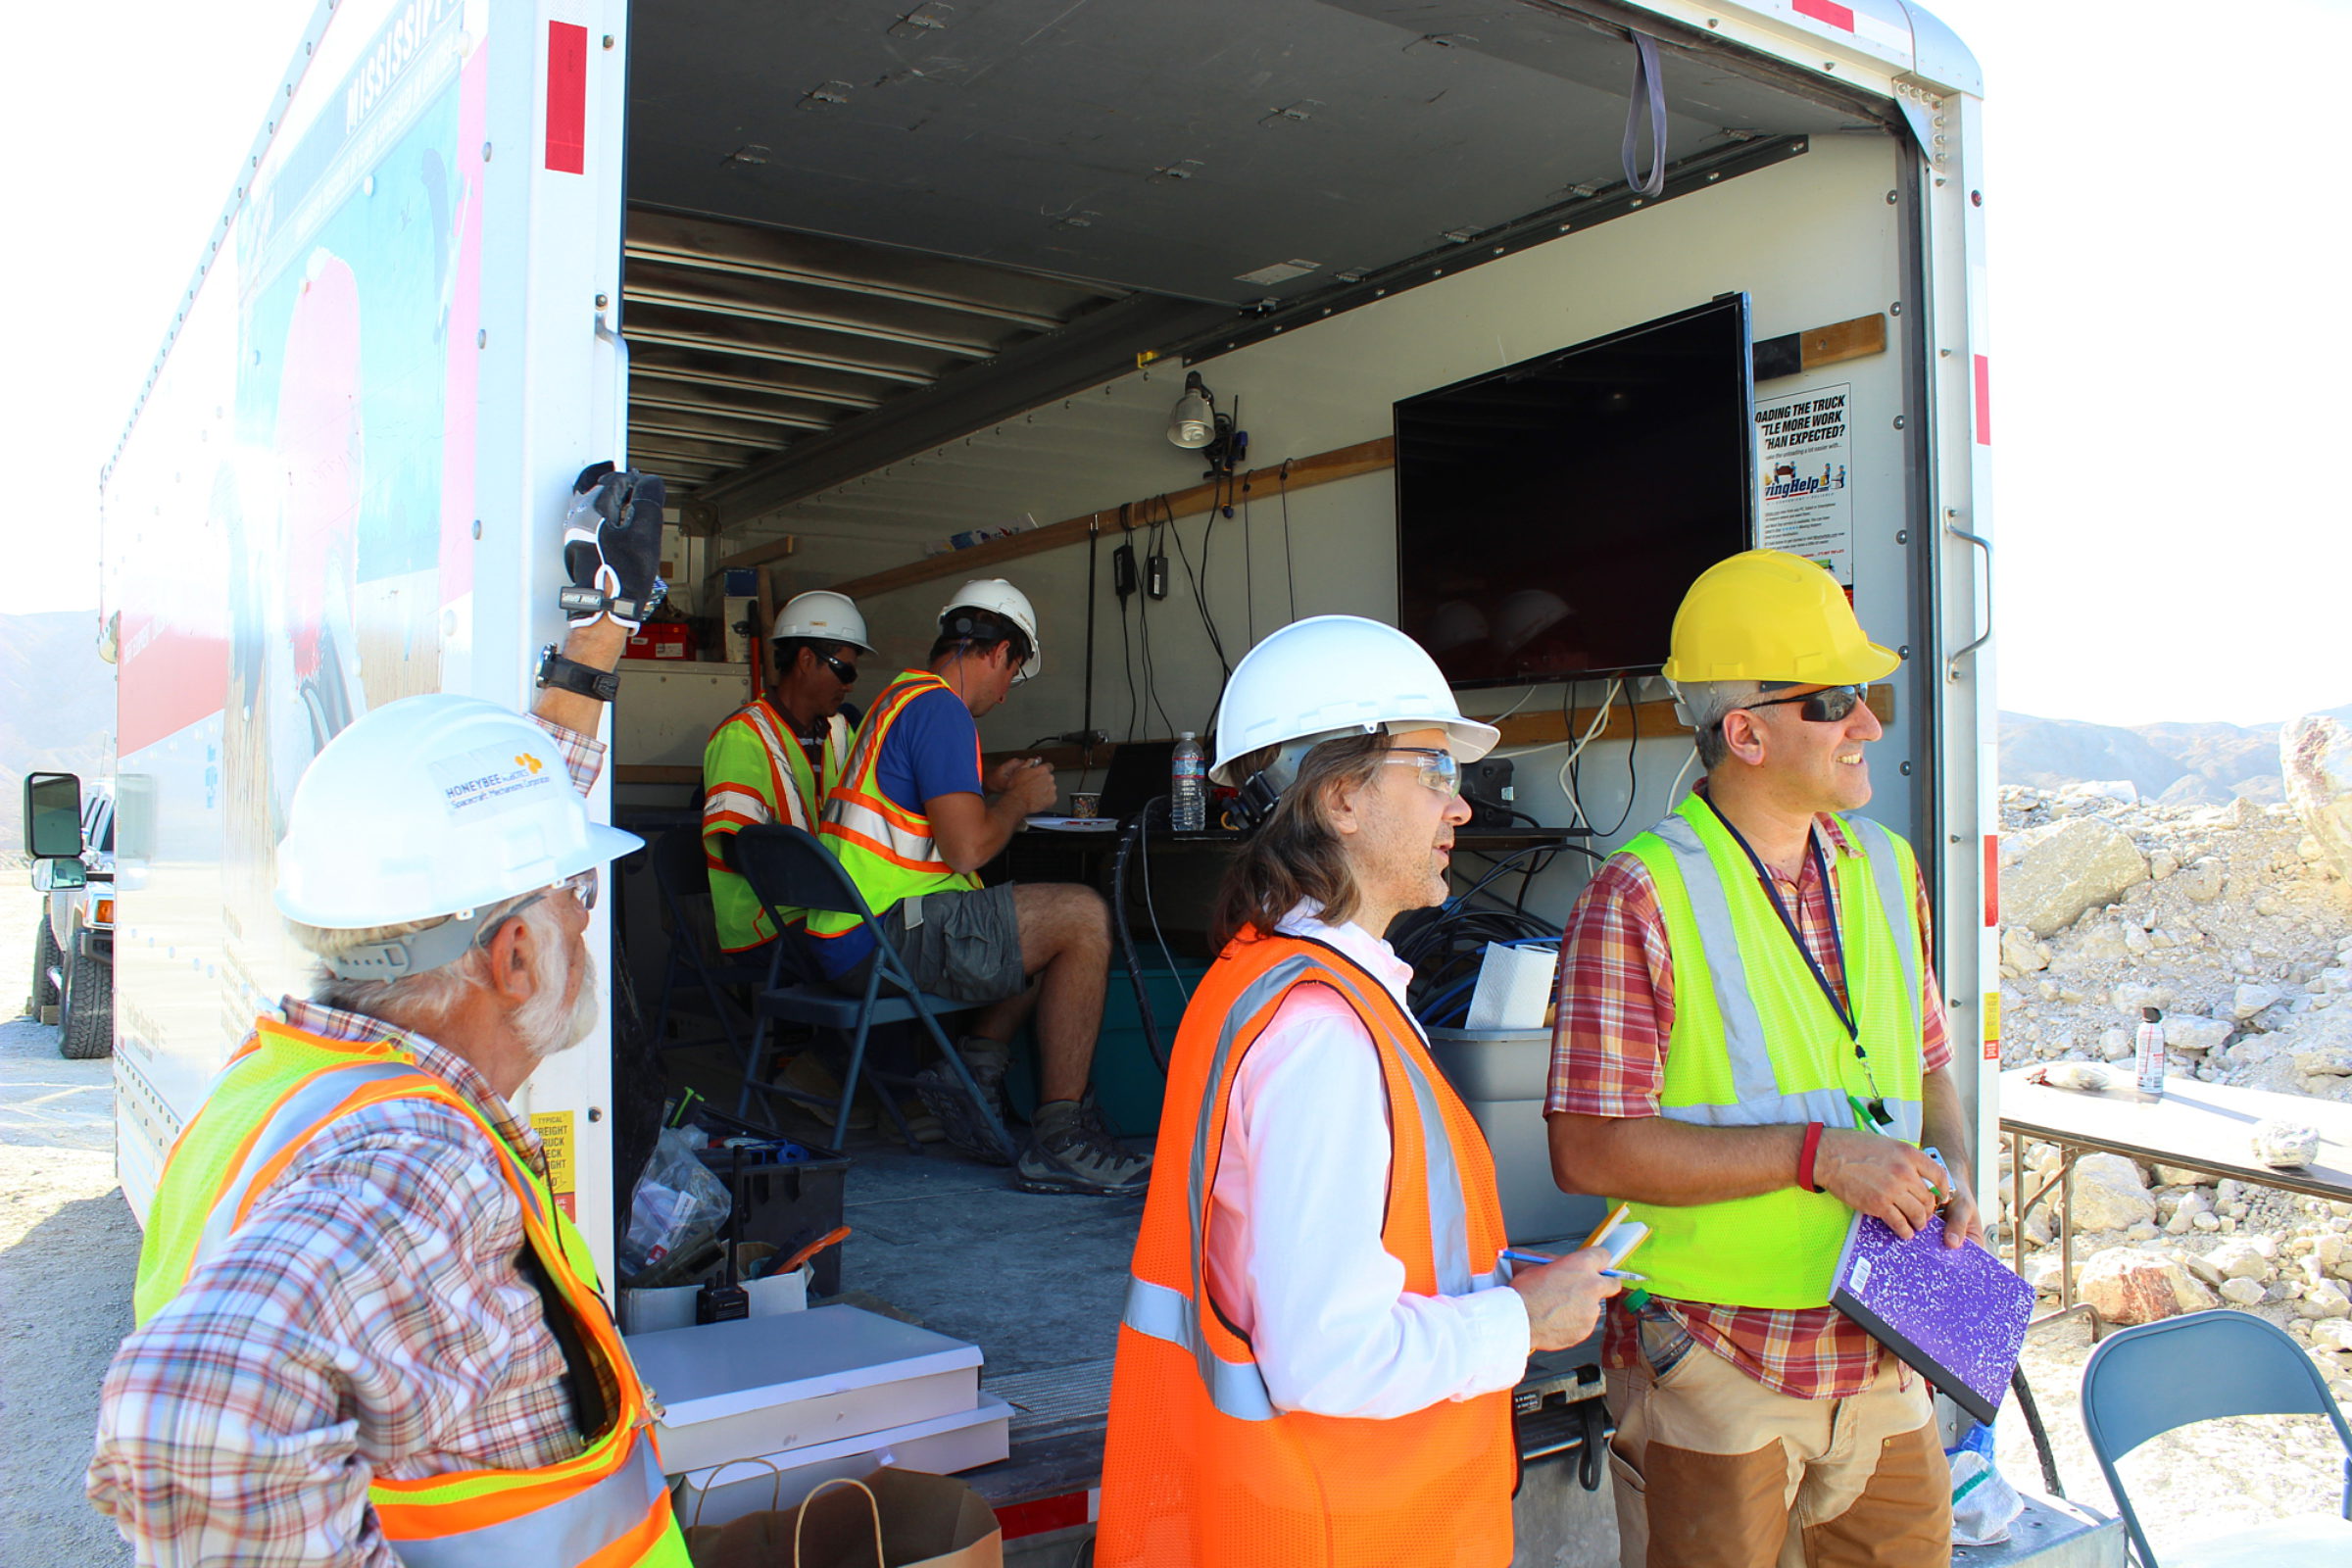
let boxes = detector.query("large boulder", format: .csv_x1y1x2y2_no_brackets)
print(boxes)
2284,716,2352,883
2078,1248,2217,1325
2000,816,2150,938
2067,1152,2156,1231
2164,1014,2233,1054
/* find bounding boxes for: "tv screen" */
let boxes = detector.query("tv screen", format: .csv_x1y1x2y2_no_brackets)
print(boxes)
1394,295,1755,686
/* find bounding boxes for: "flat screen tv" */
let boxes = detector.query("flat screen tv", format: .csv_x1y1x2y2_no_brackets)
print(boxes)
1393,295,1755,686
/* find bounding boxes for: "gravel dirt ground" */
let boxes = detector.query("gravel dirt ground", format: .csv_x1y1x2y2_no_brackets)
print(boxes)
1,887,136,1567
3,879,2345,1566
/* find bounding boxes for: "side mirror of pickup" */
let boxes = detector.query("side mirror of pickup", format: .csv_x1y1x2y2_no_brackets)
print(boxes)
24,772,84,859
31,858,86,891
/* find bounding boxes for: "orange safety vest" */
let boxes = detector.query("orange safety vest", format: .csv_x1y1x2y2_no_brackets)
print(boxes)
132,1020,689,1568
806,669,983,945
1096,931,1518,1568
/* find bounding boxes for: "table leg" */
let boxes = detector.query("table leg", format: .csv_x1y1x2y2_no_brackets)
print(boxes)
2009,1133,2025,1279
2058,1148,2076,1313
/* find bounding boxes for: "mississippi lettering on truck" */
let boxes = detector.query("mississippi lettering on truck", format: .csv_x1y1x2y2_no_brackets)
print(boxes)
74,2,2012,1562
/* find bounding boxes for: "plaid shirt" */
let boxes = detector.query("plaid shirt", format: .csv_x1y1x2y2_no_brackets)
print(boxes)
1546,789,1951,1400
87,718,612,1567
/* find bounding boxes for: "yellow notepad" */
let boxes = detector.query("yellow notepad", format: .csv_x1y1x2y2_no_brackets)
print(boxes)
1579,1203,1651,1270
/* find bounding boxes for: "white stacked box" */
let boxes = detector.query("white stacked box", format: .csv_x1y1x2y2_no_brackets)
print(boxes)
628,1304,1010,1525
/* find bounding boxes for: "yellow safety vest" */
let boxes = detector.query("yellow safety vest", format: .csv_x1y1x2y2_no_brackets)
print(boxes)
703,699,852,950
1610,794,1926,1309
133,1019,690,1568
807,670,982,947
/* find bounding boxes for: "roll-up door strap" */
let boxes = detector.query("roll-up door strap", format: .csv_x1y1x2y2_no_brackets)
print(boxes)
1621,31,1668,199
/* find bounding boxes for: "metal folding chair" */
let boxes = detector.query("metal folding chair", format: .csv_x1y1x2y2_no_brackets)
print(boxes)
646,825,769,1062
725,823,1017,1160
2081,1307,2352,1565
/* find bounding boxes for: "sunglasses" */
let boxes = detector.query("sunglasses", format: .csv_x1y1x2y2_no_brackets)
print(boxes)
1741,683,1870,724
820,652,858,686
1383,747,1462,798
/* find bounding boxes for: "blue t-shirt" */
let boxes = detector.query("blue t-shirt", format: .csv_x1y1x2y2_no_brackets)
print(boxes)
813,685,984,978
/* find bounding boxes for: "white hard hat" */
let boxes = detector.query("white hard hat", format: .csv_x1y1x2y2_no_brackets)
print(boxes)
1210,615,1497,795
772,589,876,654
275,694,642,938
940,577,1041,681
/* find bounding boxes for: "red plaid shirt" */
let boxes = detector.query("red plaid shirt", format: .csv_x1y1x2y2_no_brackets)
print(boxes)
87,717,611,1566
1546,790,1950,1400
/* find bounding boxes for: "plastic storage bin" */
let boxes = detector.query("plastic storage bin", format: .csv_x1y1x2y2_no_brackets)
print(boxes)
1424,1026,1603,1247
1007,951,1200,1138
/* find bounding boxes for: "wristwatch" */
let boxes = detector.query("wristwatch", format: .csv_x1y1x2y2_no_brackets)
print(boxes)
536,644,619,703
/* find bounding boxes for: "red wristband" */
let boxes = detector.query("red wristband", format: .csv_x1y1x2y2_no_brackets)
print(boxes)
1797,1121,1826,1194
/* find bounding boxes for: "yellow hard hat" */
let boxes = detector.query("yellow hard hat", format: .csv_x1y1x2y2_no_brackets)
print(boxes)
1660,550,1900,685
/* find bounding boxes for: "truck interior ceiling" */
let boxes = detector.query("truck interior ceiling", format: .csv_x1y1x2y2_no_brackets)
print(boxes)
609,0,1922,1480
620,0,1886,527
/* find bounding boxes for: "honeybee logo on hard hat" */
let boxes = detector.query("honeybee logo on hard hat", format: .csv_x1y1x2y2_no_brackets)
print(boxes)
428,746,561,818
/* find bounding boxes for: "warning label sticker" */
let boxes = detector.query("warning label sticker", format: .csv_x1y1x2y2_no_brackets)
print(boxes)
428,745,561,820
532,1110,576,1219
1982,991,2001,1061
1755,382,1854,587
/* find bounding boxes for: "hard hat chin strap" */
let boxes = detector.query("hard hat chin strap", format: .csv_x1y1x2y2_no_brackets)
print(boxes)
321,902,509,981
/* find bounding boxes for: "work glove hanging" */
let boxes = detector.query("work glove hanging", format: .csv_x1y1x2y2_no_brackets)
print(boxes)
560,462,667,630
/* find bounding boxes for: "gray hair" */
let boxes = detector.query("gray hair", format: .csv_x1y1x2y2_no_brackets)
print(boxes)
1675,679,1764,771
292,893,550,1039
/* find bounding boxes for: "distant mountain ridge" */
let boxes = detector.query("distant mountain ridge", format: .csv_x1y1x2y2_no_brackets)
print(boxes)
0,612,114,859
1999,702,2352,803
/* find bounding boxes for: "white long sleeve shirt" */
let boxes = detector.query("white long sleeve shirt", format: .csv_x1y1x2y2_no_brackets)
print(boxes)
1200,904,1532,1419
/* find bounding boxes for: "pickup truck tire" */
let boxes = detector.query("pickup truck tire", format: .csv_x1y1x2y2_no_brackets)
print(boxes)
29,919,63,1017
58,936,112,1059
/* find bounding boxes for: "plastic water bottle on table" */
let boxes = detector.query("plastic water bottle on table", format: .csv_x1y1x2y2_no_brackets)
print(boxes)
1170,732,1205,832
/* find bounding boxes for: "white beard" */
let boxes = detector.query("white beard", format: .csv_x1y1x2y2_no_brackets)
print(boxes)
516,943,601,1059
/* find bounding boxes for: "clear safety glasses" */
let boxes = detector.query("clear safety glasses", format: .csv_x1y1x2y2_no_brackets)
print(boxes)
474,868,600,950
1382,747,1462,798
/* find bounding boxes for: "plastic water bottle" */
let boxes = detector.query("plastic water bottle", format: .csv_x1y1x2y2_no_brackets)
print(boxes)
2134,1005,2166,1098
1171,732,1206,832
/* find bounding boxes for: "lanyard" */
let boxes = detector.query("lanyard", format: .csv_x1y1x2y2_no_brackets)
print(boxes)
1701,798,1893,1128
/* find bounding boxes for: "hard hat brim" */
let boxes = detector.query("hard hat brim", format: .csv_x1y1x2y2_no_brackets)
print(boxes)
273,820,647,930
1660,638,1902,686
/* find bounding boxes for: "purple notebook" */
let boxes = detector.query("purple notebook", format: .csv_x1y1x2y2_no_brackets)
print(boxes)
1829,1210,2034,1426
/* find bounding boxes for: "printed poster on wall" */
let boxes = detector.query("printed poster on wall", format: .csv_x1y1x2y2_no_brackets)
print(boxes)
1754,383,1854,587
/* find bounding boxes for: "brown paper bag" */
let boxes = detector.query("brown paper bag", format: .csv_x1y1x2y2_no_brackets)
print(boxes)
689,1470,1003,1568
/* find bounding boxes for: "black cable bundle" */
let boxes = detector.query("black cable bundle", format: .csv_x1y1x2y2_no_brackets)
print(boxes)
1392,844,1594,1027
1110,795,1177,1076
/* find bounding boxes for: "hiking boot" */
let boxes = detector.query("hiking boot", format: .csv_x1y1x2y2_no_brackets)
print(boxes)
1015,1097,1152,1196
913,1040,1012,1164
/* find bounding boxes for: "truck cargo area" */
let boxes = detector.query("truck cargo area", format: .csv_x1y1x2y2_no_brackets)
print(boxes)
602,0,1996,1547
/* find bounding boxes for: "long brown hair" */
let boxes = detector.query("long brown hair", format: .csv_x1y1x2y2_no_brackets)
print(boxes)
1209,732,1392,947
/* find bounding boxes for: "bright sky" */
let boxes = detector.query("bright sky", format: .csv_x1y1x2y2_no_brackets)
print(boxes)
9,0,2343,728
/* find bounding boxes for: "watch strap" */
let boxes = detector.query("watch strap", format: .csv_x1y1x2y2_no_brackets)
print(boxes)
536,646,619,703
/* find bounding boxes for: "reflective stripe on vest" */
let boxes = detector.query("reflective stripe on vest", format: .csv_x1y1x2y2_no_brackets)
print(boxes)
135,1021,690,1568
1120,946,1500,1419
809,672,980,938
1612,798,1928,1307
704,702,847,949
1097,932,1517,1568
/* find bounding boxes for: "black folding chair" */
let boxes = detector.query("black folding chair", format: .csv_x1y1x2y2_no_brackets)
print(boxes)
645,825,768,1064
726,823,1018,1161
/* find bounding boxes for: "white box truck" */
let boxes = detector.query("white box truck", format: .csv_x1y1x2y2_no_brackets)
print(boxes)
70,0,2066,1558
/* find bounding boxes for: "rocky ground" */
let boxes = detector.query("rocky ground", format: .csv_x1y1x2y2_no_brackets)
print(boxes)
1982,740,2352,1549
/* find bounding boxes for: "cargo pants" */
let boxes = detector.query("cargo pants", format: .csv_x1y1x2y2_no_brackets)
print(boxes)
1603,1313,1951,1568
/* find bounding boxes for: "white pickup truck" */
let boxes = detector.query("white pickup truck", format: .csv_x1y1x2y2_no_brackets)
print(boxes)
24,775,114,1060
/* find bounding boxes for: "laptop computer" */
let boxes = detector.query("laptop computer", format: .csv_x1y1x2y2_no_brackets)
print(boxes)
1098,740,1178,822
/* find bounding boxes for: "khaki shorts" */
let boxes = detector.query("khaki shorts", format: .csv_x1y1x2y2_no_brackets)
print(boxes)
1603,1314,1949,1568
832,884,1026,1005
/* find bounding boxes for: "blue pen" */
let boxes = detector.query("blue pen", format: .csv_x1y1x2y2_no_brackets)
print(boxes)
1500,1248,1643,1282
